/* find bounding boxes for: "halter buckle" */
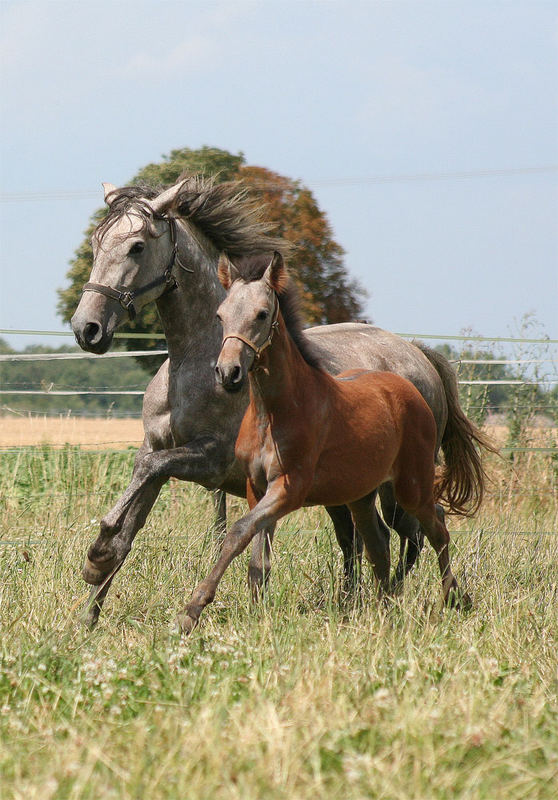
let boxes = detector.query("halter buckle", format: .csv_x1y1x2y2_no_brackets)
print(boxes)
119,292,134,311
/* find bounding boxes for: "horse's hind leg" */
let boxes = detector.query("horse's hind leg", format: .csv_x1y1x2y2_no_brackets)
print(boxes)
379,483,424,588
414,503,471,609
326,505,366,596
212,490,227,540
348,494,390,595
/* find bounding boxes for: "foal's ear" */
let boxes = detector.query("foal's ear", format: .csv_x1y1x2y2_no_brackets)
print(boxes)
217,253,241,290
264,252,288,294
102,182,118,205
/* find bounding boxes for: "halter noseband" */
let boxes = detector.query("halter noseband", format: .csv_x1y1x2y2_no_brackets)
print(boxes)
221,292,280,366
81,216,192,321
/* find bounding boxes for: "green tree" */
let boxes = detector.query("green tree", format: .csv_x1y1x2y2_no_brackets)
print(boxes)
0,343,147,417
57,146,367,369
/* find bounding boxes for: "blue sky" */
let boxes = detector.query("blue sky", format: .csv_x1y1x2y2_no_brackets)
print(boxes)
1,0,557,350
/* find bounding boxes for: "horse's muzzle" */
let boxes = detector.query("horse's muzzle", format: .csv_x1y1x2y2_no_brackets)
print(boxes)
71,314,114,354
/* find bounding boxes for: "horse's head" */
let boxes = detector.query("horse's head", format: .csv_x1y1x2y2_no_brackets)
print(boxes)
71,181,187,353
215,251,287,392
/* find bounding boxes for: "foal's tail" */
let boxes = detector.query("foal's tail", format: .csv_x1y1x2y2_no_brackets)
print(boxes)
416,344,498,517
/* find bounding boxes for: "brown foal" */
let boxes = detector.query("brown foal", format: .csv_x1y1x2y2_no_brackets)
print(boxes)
176,253,473,633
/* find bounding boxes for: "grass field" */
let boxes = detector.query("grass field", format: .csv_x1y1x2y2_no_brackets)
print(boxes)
0,432,557,799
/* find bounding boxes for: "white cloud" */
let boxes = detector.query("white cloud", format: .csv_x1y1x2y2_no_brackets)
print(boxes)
123,34,220,78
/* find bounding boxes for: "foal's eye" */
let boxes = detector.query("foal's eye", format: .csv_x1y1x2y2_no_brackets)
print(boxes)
129,241,145,256
257,310,268,321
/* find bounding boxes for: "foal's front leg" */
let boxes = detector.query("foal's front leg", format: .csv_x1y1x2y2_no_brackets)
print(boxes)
247,482,276,601
177,476,305,634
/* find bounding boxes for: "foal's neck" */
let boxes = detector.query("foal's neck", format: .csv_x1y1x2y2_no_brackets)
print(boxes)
248,316,317,415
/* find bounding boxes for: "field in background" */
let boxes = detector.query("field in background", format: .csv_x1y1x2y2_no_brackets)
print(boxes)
0,416,144,448
0,436,557,798
1,413,556,447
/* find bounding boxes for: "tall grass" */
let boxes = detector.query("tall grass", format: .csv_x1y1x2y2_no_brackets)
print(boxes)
0,444,557,799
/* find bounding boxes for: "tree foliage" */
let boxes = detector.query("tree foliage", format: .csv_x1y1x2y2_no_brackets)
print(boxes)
57,147,367,367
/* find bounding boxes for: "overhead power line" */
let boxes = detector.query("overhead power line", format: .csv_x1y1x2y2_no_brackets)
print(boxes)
1,165,556,203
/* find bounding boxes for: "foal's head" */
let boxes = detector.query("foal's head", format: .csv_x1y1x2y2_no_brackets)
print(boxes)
214,252,288,392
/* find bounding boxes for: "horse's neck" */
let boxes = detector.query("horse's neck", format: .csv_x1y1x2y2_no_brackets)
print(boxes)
155,221,224,363
249,318,315,418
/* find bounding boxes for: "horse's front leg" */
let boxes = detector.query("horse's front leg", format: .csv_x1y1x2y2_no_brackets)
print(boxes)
177,476,306,634
84,436,232,569
83,437,231,610
83,476,166,628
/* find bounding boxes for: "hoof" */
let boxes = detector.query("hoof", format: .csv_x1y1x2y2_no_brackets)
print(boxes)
446,589,473,612
459,592,473,611
82,556,117,586
175,612,198,635
248,566,266,603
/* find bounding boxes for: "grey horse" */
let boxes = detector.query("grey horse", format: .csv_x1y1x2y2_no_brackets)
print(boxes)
71,176,485,628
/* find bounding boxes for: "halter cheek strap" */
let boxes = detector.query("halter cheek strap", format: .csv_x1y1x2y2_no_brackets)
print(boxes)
221,295,279,365
81,216,192,321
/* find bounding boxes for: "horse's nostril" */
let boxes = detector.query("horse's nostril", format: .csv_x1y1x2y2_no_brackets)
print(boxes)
231,365,242,384
84,322,102,345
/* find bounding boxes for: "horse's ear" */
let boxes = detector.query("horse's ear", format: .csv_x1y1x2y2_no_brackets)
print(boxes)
264,252,288,294
217,253,240,290
149,179,188,215
102,183,117,205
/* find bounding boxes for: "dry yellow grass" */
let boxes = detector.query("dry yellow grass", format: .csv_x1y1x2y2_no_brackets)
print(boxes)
0,415,143,448
1,416,555,450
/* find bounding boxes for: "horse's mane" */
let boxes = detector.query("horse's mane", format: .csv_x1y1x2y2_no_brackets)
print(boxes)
94,176,290,258
234,254,324,372
92,177,320,368
175,175,289,257
94,184,161,244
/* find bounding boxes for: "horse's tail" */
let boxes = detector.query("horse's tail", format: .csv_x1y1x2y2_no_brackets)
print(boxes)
416,343,498,517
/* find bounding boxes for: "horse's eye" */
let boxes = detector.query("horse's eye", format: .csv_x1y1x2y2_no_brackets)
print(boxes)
129,241,145,256
257,310,268,321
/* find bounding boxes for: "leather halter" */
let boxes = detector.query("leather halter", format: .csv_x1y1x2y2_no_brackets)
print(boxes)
81,216,191,321
221,292,280,365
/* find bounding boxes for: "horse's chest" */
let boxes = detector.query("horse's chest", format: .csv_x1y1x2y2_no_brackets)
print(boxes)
167,361,244,444
236,425,277,492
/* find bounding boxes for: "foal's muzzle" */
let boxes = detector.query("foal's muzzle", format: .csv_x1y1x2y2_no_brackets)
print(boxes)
215,362,245,393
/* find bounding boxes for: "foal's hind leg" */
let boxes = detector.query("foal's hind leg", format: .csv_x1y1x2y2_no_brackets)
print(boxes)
348,494,391,596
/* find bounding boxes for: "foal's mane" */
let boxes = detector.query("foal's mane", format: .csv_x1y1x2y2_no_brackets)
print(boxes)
95,176,290,258
235,257,324,372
